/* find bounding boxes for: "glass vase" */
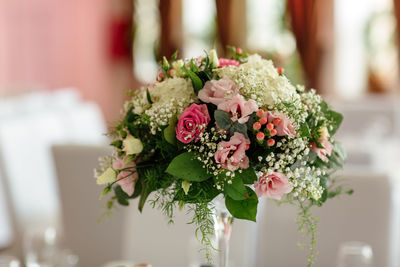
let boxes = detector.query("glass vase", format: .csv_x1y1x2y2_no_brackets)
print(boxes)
212,197,233,267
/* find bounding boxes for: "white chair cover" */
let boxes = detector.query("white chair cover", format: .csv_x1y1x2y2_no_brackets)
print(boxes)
52,144,126,267
0,89,107,227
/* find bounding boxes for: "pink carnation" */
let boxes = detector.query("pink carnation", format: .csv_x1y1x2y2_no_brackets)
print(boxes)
254,172,293,200
112,158,138,196
264,111,296,138
218,58,240,68
218,94,258,124
214,132,250,171
176,103,211,144
198,77,238,105
310,138,333,162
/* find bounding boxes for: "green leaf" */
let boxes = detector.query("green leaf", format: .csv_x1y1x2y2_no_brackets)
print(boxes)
138,181,151,212
114,186,130,206
110,140,122,149
237,167,257,184
166,152,211,182
334,141,347,161
117,197,129,206
106,199,114,209
146,88,153,104
162,56,170,71
225,176,247,200
99,185,112,200
119,130,127,139
170,50,178,61
181,65,203,93
230,121,248,138
214,110,232,129
114,185,129,199
130,176,142,199
225,187,258,222
204,52,210,71
164,116,177,145
327,110,343,135
190,59,199,72
300,123,311,137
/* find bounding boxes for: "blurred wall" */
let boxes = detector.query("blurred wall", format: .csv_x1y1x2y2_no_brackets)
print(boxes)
0,0,132,122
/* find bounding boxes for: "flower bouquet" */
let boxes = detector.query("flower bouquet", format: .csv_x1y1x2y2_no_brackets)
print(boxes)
95,47,349,266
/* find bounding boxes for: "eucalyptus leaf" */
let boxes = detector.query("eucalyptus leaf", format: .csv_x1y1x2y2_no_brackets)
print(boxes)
166,152,211,182
214,110,232,129
230,121,248,138
334,141,347,161
327,110,343,135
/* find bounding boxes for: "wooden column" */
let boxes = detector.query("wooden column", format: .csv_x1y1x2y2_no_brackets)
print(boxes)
287,0,321,91
159,0,182,59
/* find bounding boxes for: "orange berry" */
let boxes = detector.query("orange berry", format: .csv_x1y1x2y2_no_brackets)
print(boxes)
270,129,277,136
256,132,265,140
253,122,261,130
267,138,275,146
259,117,268,125
236,47,243,54
277,68,284,75
266,123,274,131
256,109,264,117
273,118,282,126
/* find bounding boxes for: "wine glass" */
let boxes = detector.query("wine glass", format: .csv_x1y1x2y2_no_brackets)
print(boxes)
24,226,79,267
337,241,373,267
0,255,20,267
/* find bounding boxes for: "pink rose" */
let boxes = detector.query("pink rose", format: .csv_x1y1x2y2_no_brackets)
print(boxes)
218,94,258,124
176,103,211,144
198,77,238,105
215,132,250,171
310,138,332,162
254,172,293,200
113,158,138,196
218,58,240,68
264,111,296,138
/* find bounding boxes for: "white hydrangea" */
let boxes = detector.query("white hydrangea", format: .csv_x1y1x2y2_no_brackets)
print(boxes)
215,54,299,107
127,88,150,115
148,77,195,105
146,78,197,133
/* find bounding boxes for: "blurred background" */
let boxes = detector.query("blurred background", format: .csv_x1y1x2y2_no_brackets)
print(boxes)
1,0,400,266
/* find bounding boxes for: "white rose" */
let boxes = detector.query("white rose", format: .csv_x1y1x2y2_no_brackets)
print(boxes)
96,167,116,185
171,59,185,77
209,49,219,68
123,135,143,155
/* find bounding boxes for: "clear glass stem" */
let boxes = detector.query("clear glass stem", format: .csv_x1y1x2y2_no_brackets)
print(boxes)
213,198,233,267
